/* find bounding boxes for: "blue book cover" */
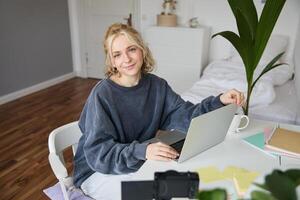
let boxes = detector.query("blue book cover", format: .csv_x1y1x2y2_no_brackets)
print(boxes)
243,133,265,151
242,132,276,158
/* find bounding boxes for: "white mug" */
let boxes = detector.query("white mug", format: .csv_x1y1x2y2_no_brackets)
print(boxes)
228,114,249,133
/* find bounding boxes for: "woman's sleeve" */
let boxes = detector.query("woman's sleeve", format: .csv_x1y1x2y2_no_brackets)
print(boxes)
160,83,224,133
79,92,147,174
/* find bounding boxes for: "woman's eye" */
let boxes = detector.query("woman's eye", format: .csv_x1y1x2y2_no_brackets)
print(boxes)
129,47,136,52
113,54,120,58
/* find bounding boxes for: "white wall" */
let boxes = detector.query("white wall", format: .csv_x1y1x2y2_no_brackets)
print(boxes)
140,0,300,62
0,0,73,97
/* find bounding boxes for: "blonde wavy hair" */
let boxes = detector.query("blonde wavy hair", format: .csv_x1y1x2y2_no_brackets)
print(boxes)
103,23,155,77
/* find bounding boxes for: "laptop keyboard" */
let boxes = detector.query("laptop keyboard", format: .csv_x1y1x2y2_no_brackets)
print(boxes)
170,139,185,154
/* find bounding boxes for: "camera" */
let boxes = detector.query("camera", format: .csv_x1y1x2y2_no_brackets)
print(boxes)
121,170,199,200
154,170,199,200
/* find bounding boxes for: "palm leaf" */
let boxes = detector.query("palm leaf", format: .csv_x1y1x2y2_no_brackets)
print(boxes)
212,0,286,115
234,9,255,69
228,0,257,70
228,0,258,40
229,5,252,43
212,31,252,82
254,0,286,67
251,52,285,90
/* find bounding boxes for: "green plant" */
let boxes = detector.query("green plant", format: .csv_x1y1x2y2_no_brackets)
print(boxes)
196,188,227,200
212,0,286,115
251,169,300,200
196,169,300,200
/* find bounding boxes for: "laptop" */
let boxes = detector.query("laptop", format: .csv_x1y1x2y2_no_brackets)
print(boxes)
145,104,238,163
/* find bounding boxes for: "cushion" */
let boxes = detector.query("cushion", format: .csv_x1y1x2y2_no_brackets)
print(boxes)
228,35,293,86
43,182,93,200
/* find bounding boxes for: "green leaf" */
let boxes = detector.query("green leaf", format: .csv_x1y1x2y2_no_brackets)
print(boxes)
228,0,258,41
196,189,227,200
285,169,300,185
211,32,243,59
251,190,276,200
251,52,285,90
212,0,286,116
265,170,297,200
235,9,255,68
253,182,269,191
212,31,252,81
226,0,258,76
254,0,286,67
231,7,252,44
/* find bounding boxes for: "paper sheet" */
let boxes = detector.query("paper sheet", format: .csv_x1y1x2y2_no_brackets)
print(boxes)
197,166,225,183
196,166,259,196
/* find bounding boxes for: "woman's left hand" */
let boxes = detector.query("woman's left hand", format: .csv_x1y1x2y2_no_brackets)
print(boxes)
220,89,245,106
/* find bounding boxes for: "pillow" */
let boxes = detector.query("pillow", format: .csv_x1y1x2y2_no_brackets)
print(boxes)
229,35,293,85
43,182,93,200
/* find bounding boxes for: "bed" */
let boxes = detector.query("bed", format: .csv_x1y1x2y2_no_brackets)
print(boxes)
181,34,300,125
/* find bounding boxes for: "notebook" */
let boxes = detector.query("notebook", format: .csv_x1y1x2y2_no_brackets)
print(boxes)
266,128,300,157
242,131,275,157
145,104,237,163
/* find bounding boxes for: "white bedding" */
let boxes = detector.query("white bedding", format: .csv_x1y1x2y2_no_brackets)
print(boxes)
181,60,299,125
250,80,300,125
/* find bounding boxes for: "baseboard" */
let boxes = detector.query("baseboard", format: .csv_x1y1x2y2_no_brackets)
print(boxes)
0,72,75,105
74,69,87,78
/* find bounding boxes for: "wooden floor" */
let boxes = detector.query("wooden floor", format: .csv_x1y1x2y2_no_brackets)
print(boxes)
0,77,99,200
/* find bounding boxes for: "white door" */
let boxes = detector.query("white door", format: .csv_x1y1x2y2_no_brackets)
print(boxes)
84,0,134,79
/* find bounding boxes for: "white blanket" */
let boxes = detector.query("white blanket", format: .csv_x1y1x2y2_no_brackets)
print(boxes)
181,60,276,108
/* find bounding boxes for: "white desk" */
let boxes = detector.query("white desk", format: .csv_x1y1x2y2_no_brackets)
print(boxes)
133,119,300,198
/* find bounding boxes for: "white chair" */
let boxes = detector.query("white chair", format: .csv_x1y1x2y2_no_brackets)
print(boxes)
48,121,82,200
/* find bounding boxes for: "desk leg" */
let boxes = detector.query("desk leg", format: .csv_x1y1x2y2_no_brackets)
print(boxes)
278,155,282,166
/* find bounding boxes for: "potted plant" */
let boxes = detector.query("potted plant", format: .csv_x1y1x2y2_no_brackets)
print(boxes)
212,0,286,115
157,0,178,27
196,169,300,200
162,0,177,15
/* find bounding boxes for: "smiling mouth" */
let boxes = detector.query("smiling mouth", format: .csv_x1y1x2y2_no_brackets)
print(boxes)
124,64,135,69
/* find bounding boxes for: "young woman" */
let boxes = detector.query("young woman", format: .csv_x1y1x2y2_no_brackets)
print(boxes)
73,23,244,199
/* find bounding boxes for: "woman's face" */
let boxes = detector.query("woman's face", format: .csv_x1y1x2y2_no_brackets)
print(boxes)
111,34,143,78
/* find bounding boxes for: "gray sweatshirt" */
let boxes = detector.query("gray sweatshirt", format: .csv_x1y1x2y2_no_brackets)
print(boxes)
73,73,224,187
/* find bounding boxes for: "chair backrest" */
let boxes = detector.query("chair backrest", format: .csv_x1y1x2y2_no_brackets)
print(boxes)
48,121,82,180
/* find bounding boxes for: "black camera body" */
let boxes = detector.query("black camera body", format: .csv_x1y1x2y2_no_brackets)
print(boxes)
121,170,199,200
154,170,199,200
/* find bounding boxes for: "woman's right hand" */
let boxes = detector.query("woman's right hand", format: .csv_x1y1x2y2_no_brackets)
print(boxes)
145,142,179,161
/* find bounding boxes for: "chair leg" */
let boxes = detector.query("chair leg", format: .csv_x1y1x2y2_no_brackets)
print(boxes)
59,179,69,200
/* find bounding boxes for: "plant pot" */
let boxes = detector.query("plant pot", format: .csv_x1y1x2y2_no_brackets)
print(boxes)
157,14,177,27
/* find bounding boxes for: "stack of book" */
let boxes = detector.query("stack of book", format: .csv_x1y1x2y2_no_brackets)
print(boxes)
242,126,300,159
265,128,300,159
